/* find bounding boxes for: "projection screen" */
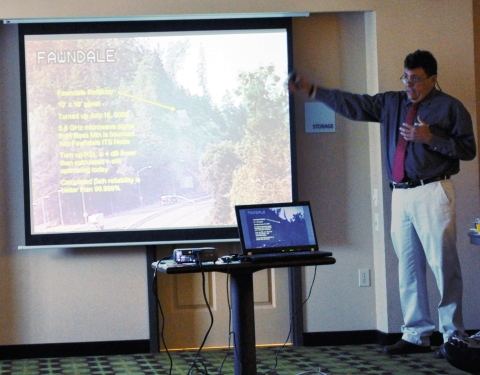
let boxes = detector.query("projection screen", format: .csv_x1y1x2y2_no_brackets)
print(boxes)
18,18,296,247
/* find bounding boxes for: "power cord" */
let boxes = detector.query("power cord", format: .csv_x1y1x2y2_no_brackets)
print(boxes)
187,254,215,375
218,263,233,373
262,265,322,375
217,261,242,374
152,260,173,375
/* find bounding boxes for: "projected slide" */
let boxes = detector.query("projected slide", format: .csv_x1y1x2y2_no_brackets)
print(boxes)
243,206,311,248
24,28,292,235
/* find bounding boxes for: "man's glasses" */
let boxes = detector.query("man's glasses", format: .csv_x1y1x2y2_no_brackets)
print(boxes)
400,74,430,85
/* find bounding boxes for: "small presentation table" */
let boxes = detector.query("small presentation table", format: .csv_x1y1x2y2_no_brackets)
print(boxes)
152,256,336,375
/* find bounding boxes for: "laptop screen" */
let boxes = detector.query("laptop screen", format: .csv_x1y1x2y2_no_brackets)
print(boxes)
235,201,319,255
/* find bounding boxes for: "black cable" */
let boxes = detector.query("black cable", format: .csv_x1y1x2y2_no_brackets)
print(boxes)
187,256,215,375
262,265,319,374
218,262,238,374
152,261,173,375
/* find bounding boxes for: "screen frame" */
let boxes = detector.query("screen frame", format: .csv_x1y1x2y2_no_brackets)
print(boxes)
18,17,297,248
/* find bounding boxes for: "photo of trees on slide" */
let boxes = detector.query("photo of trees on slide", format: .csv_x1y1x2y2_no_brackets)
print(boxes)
24,29,292,234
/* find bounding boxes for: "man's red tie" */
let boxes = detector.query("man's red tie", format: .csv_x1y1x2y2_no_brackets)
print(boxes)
392,102,419,183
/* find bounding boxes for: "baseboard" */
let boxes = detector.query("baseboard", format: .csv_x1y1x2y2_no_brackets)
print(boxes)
0,339,150,360
303,329,479,347
303,330,380,346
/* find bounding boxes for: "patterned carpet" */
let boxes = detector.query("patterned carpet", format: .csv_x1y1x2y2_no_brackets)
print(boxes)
0,344,467,374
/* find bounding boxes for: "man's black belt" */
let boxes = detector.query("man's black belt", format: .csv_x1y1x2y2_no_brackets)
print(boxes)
390,175,450,189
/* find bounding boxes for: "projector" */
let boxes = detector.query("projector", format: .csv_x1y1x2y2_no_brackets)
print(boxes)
173,247,218,264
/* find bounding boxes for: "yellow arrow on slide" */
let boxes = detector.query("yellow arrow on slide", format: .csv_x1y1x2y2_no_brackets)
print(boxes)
117,91,176,111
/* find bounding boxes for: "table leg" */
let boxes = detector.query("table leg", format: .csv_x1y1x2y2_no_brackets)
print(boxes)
230,271,257,375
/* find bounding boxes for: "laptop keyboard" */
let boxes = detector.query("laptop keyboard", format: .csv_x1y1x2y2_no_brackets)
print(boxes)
238,250,332,263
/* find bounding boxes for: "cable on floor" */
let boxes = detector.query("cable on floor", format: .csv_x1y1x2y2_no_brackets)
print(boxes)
262,265,320,375
152,260,174,375
187,255,215,375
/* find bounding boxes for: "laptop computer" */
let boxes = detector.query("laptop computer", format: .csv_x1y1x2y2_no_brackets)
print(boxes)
234,201,332,263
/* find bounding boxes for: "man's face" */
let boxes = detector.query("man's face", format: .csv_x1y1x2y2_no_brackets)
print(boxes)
402,67,436,103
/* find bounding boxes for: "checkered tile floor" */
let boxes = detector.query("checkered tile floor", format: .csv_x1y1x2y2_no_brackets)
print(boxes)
0,344,466,374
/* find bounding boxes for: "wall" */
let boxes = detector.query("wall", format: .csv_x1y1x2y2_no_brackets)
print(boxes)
293,12,378,332
0,25,150,345
293,2,480,335
0,0,479,347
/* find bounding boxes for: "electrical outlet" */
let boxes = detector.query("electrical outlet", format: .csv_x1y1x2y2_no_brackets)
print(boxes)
359,269,371,287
